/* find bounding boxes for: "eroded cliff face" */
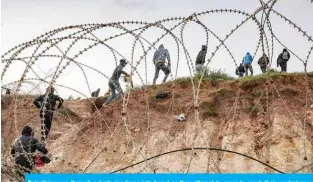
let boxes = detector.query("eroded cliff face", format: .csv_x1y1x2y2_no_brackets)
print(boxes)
2,74,313,181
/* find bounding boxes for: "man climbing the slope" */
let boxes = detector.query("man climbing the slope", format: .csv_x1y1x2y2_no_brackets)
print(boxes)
11,126,50,176
242,52,253,76
277,48,290,72
195,45,208,75
152,44,171,85
104,59,130,106
33,86,63,141
258,53,269,74
91,88,100,97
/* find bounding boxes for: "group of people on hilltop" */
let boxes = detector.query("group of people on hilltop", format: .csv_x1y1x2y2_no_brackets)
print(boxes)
10,44,292,177
236,48,291,77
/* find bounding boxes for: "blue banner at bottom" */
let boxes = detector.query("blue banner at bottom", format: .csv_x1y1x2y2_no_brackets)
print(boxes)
25,174,313,182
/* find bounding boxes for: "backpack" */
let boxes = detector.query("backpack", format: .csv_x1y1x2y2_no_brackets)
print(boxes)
282,52,289,60
235,68,239,75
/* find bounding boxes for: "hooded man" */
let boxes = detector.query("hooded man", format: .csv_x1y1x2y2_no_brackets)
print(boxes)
104,59,130,105
152,44,171,85
235,63,245,78
258,53,269,73
91,88,100,97
33,86,63,141
242,52,253,76
277,48,290,72
195,45,208,75
11,126,49,174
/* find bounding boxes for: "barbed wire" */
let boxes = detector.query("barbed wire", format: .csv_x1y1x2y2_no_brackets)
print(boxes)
1,1,313,180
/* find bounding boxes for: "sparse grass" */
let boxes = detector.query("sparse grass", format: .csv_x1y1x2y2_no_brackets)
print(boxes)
217,88,234,96
203,108,217,117
174,77,192,85
240,71,308,83
172,92,182,98
307,72,313,77
202,69,235,81
148,94,157,106
58,106,78,117
201,100,218,118
173,69,234,85
252,90,263,97
248,105,258,116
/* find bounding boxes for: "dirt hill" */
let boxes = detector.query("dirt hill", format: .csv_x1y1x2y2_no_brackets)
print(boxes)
1,73,313,181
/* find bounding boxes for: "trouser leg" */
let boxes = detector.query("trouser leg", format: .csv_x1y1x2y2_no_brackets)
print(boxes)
105,81,116,105
41,112,53,141
153,65,161,85
282,61,287,72
160,63,170,83
244,65,249,76
249,64,253,75
260,66,266,73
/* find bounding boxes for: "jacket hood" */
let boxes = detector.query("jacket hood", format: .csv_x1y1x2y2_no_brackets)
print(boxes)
158,44,164,49
201,45,207,51
246,52,251,56
22,125,33,136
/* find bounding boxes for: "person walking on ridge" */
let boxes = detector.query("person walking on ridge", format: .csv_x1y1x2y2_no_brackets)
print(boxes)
195,45,208,75
258,53,269,74
152,44,171,85
235,63,245,78
242,52,253,76
277,48,290,72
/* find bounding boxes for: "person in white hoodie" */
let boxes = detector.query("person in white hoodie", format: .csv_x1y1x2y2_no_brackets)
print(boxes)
152,44,171,85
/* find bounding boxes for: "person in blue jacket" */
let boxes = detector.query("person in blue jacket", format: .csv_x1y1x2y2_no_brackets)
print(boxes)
242,52,253,76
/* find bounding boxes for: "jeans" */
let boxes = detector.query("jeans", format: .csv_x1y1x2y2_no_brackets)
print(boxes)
244,63,253,76
40,111,53,141
105,79,123,105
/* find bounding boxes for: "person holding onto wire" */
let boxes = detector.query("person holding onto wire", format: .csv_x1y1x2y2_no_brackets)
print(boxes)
103,59,130,106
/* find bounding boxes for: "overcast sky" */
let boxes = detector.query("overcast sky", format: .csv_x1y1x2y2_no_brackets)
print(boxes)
1,0,313,98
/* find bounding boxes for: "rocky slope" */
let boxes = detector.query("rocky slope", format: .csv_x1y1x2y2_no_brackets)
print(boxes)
1,73,313,181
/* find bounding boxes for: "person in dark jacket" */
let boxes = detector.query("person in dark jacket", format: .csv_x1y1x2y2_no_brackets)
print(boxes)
277,48,290,72
195,45,208,75
258,53,269,74
152,44,171,85
33,86,63,141
235,63,245,77
5,88,11,95
91,88,100,97
104,59,130,105
11,126,49,174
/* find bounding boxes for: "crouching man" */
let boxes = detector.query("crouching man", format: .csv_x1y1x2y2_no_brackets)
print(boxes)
11,126,50,176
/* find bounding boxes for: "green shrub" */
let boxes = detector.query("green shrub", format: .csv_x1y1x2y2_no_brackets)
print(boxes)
248,105,258,115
